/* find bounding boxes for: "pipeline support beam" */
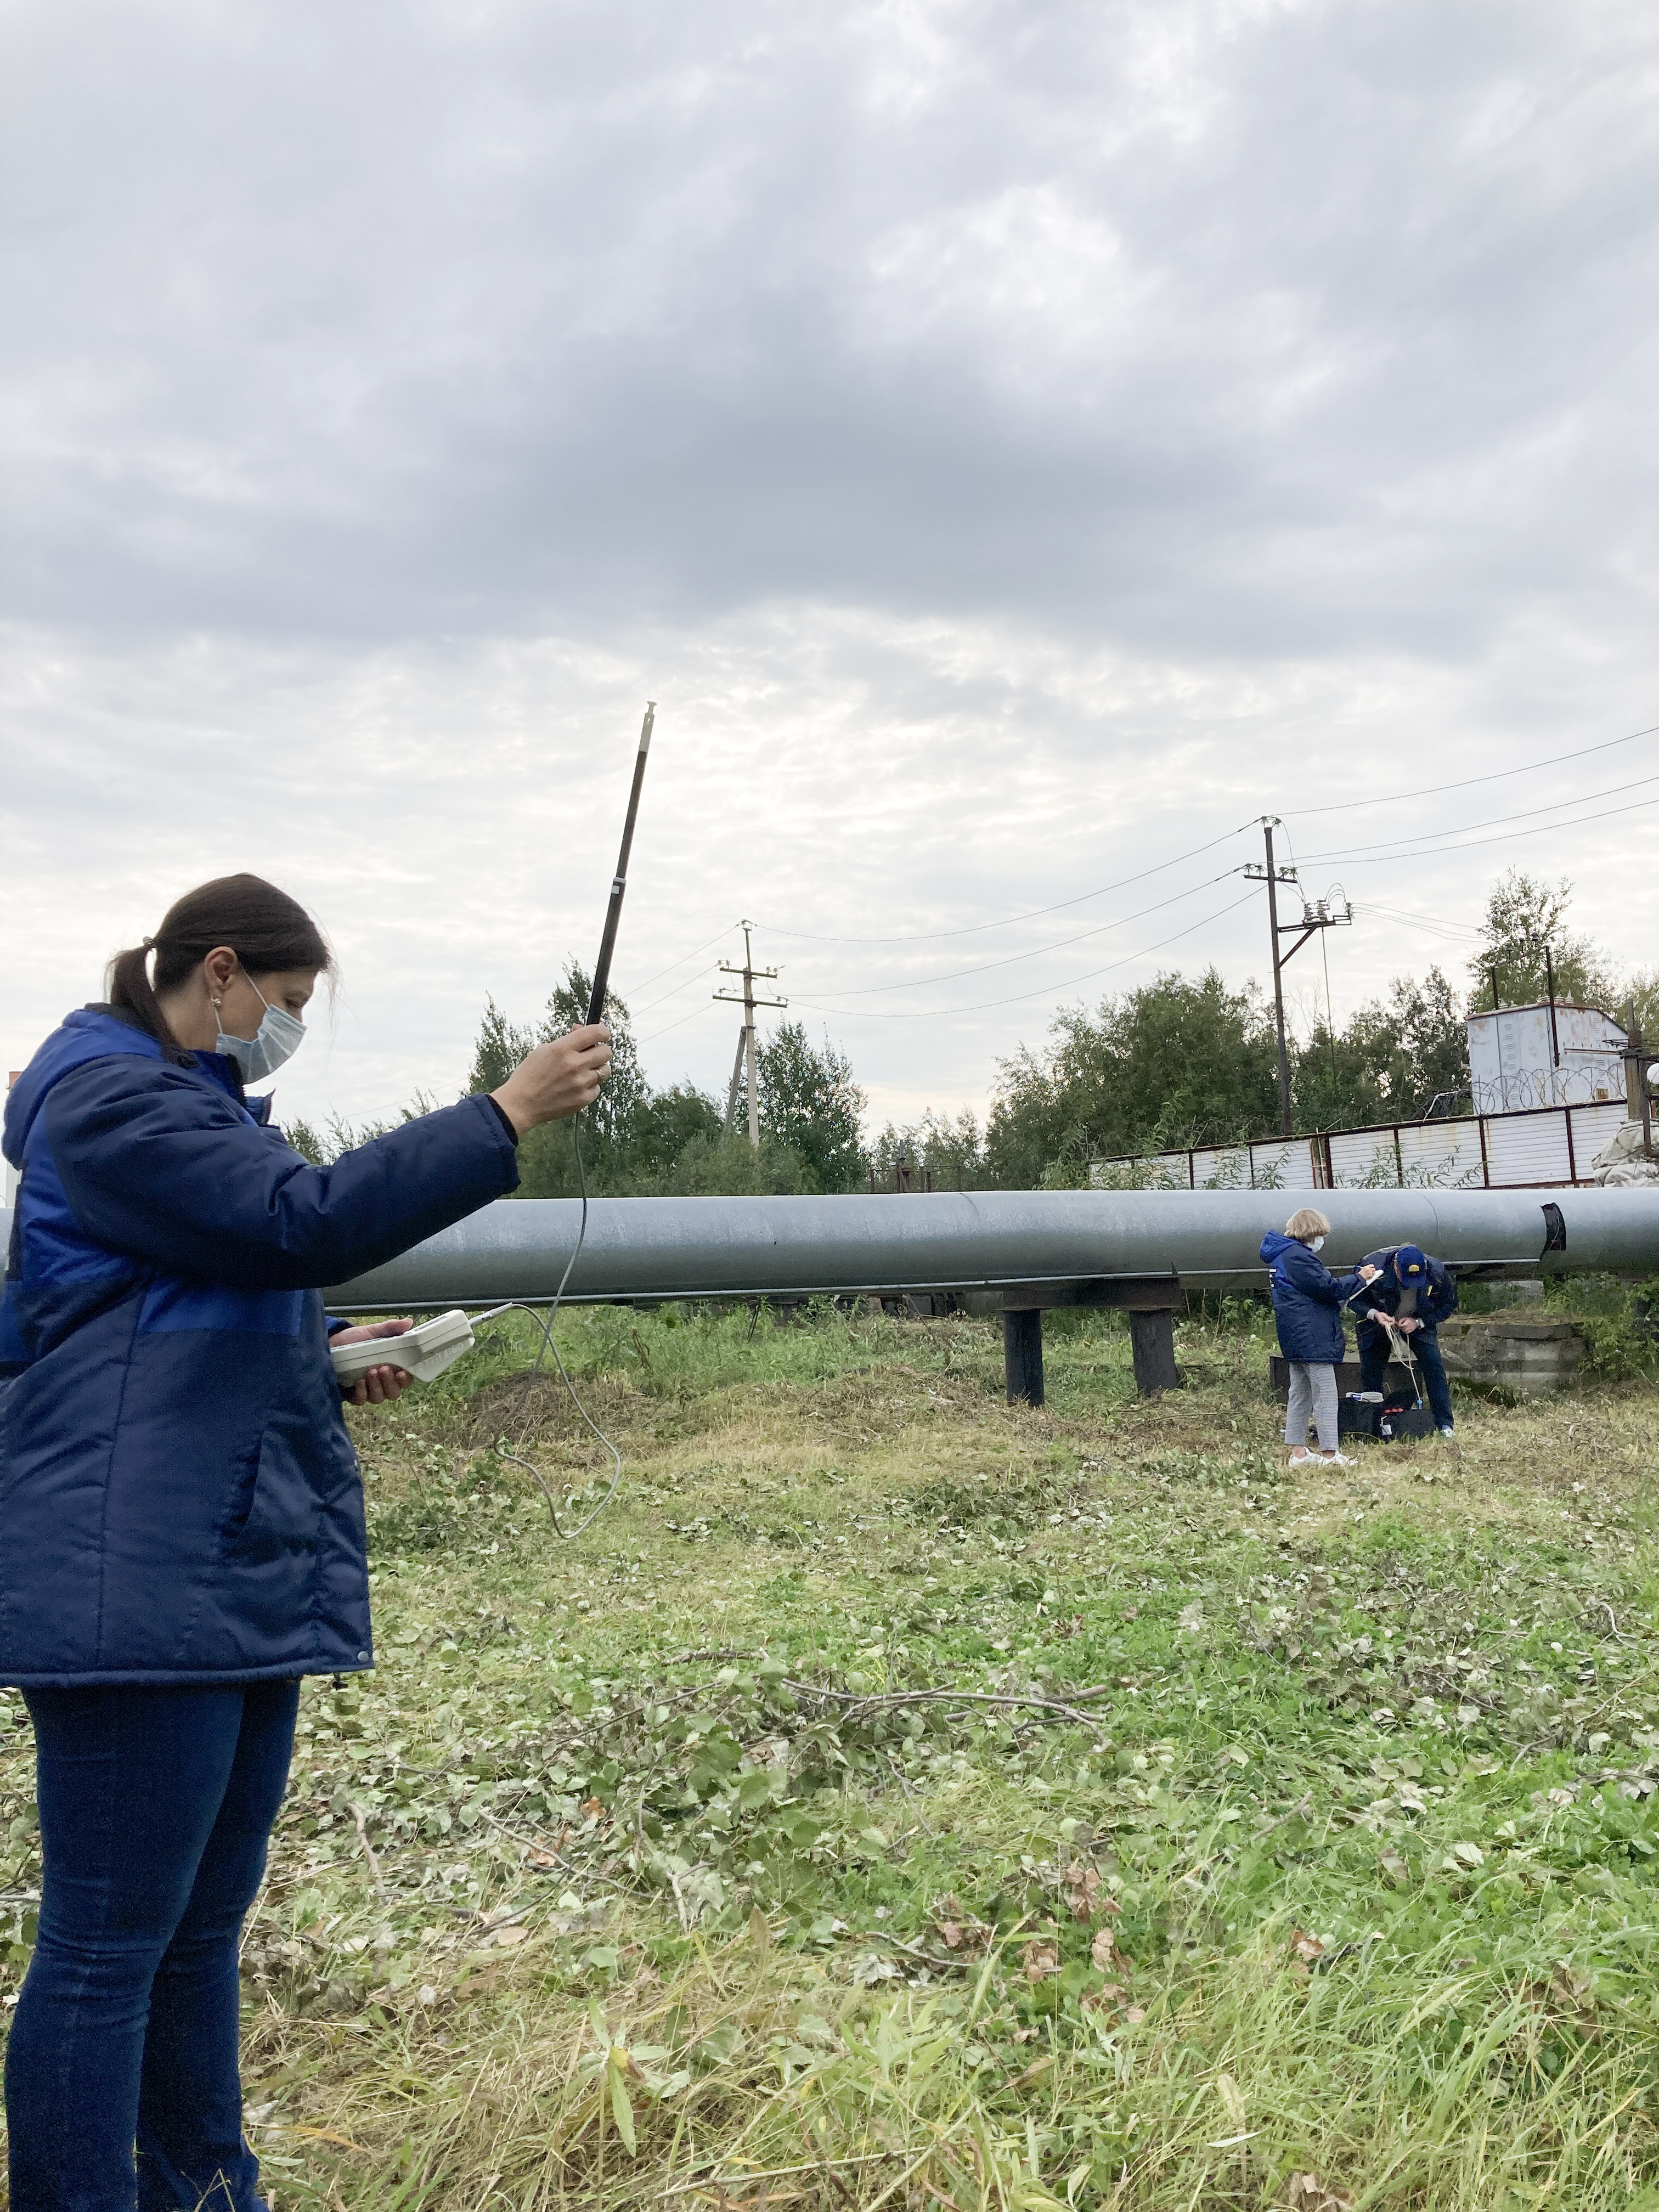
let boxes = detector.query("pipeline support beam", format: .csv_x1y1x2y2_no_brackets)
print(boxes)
1129,1309,1180,1396
1002,1307,1045,1407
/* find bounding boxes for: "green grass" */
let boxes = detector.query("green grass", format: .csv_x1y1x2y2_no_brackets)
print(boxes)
4,1297,1659,2207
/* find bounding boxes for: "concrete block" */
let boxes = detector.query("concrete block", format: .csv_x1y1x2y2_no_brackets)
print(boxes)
1438,1316,1585,1397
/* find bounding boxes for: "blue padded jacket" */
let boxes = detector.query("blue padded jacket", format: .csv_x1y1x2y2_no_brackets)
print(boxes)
1356,1249,1458,1330
1259,1231,1367,1364
0,1007,519,1688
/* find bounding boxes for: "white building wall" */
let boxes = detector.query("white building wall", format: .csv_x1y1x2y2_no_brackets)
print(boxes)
1466,1002,1625,1112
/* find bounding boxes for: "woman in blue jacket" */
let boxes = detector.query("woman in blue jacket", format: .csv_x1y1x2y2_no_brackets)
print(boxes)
1259,1207,1378,1468
0,874,610,2211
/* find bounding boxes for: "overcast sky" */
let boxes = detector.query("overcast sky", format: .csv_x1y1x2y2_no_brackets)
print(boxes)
3,0,1656,1137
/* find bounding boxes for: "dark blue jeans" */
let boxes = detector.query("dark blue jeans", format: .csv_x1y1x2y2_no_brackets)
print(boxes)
5,1680,298,2212
1357,1319,1454,1430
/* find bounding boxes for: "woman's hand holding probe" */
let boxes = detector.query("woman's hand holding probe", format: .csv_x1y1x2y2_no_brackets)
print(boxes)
492,1024,613,1137
332,1318,416,1405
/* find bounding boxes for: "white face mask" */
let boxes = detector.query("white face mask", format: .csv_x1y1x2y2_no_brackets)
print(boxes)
1310,1235,1325,1252
216,977,305,1082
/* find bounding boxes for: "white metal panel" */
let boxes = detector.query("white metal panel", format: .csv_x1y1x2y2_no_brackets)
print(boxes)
1397,1120,1483,1187
1192,1147,1251,1189
1091,1154,1187,1189
1483,1109,1572,1187
1568,1103,1629,1175
1250,1138,1319,1190
1468,1002,1627,1110
1329,1130,1401,1186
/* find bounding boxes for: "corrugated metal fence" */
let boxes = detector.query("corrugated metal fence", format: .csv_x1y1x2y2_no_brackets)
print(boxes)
1094,1099,1629,1193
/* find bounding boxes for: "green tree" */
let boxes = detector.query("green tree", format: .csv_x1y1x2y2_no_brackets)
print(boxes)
465,994,537,1096
755,1021,867,1192
868,1109,986,1189
471,964,651,1197
464,967,742,1195
282,1115,327,1165
985,969,1279,1186
1471,870,1617,1009
657,1130,815,1196
1623,969,1659,1048
1291,967,1470,1128
628,1084,725,1179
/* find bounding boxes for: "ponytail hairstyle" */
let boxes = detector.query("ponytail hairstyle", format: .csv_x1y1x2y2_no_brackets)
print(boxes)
108,875,332,1064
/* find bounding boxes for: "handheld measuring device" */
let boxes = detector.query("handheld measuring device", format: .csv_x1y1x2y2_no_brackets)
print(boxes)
331,1308,476,1387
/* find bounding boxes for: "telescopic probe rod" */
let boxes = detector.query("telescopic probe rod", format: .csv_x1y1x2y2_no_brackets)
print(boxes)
586,702,656,1026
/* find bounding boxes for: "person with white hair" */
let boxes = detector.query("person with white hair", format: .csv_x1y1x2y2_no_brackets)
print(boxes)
1259,1207,1380,1467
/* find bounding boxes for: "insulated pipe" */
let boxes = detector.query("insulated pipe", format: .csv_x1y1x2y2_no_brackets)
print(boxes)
298,1186,1659,1311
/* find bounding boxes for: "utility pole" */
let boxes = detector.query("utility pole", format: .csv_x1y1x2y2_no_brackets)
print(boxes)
1542,941,1561,1092
1244,817,1352,1137
714,922,786,1149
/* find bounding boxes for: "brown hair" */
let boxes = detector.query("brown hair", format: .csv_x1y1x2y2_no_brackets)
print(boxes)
108,874,331,1064
1284,1206,1331,1242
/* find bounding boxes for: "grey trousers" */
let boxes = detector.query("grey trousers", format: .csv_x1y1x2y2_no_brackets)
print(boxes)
1285,1361,1339,1452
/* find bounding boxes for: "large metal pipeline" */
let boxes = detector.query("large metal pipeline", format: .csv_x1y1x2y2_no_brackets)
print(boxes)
300,1186,1659,1310
2,1188,1655,1313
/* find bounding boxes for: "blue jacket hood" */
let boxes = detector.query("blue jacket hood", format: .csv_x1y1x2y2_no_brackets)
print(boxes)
1259,1230,1298,1266
4,1009,260,1171
4,1009,161,1169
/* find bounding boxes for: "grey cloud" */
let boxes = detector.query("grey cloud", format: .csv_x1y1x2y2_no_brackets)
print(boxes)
3,0,1657,1135
4,0,1656,654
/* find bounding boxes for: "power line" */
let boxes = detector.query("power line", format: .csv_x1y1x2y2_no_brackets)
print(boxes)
749,820,1258,947
637,999,721,1047
787,891,1259,1020
1299,766,1659,863
627,959,726,1021
1300,788,1659,868
637,719,1658,1047
746,715,1658,952
622,926,736,998
1359,899,1485,942
1281,717,1659,817
798,868,1243,997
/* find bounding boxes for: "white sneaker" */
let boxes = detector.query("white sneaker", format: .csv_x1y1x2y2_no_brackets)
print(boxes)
1318,1449,1356,1466
1437,1425,1454,1437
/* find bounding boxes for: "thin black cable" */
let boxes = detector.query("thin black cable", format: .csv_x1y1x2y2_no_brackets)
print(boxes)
490,1113,622,1540
638,999,721,1046
800,867,1244,998
1359,899,1486,940
746,716,1658,951
1281,718,1659,817
749,821,1260,946
1297,768,1659,864
787,890,1259,1020
622,927,736,999
627,960,725,1020
1299,789,1659,868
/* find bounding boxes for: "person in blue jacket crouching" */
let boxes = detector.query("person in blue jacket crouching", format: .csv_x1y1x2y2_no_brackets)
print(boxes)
0,874,611,2212
1260,1207,1379,1468
1355,1243,1459,1436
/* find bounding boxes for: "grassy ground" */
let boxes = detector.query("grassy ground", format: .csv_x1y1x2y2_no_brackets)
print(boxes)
4,1293,1659,2209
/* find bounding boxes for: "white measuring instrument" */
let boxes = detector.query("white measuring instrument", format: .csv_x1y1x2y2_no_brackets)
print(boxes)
330,1307,477,1388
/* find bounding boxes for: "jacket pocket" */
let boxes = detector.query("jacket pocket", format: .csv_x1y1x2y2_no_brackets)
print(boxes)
222,1423,317,1562
218,1438,264,1545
